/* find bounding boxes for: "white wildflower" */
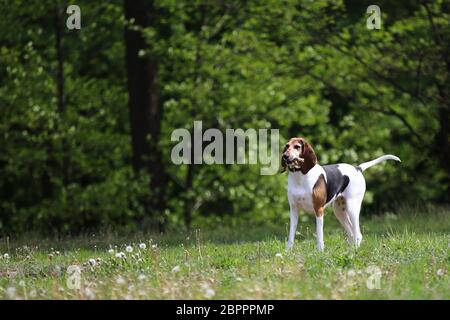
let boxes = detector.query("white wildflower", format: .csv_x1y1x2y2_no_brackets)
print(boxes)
115,252,126,259
139,243,147,250
437,269,445,276
126,246,133,253
5,287,17,299
88,258,97,266
3,253,10,260
108,249,114,254
172,265,181,273
116,276,126,285
84,287,96,299
200,283,215,299
204,288,215,299
151,244,158,249
138,274,147,281
275,253,283,259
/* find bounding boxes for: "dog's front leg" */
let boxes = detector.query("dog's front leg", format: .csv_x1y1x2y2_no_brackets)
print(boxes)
286,206,299,251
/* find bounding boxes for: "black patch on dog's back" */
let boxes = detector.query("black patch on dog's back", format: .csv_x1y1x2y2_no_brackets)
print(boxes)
322,165,350,203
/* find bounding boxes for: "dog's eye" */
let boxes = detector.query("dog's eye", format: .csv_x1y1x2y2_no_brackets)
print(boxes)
294,145,301,149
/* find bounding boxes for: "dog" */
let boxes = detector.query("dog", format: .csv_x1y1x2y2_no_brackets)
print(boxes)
281,137,401,251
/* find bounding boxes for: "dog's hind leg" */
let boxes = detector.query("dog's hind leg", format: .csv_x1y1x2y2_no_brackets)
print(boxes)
345,196,364,247
333,197,354,243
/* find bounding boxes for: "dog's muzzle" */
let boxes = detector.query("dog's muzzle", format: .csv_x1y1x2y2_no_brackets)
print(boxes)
284,155,305,169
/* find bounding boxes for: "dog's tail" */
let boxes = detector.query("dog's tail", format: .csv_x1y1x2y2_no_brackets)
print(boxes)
356,154,401,172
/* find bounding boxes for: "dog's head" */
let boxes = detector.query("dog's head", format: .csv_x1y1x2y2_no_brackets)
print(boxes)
280,137,317,174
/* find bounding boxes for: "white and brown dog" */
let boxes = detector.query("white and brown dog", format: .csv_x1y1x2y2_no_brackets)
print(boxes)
281,137,401,251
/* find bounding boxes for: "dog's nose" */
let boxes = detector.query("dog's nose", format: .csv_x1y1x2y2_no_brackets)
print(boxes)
283,154,289,161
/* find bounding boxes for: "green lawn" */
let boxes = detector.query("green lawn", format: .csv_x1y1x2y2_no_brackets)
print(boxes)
0,207,449,299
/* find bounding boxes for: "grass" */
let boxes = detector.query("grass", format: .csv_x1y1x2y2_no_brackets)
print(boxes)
0,207,449,300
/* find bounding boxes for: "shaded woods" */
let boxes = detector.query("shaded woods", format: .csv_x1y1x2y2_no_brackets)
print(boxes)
0,0,449,234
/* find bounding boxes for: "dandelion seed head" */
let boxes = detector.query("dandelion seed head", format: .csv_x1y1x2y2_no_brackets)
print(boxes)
5,287,17,299
204,288,215,299
116,276,126,285
115,252,126,259
200,282,215,299
126,246,133,253
172,265,181,273
84,287,96,299
138,274,147,281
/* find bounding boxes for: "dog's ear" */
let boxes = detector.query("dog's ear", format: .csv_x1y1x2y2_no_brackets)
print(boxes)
279,143,288,174
299,138,317,174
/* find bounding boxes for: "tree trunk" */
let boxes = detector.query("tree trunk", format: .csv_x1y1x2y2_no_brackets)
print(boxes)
124,0,168,231
435,100,450,194
54,5,71,187
183,132,195,229
55,7,65,115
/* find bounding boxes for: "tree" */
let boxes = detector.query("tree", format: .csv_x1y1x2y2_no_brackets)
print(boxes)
124,0,168,230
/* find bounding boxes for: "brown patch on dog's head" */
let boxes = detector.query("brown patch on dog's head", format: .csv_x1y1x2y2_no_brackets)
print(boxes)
281,137,317,174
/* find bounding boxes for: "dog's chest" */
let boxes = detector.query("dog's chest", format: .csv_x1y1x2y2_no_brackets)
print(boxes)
287,165,324,213
288,183,314,212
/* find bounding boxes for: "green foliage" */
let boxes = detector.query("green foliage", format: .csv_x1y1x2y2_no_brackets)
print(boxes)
0,0,449,234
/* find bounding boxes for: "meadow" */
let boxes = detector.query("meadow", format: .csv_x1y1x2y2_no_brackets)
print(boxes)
0,206,448,300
